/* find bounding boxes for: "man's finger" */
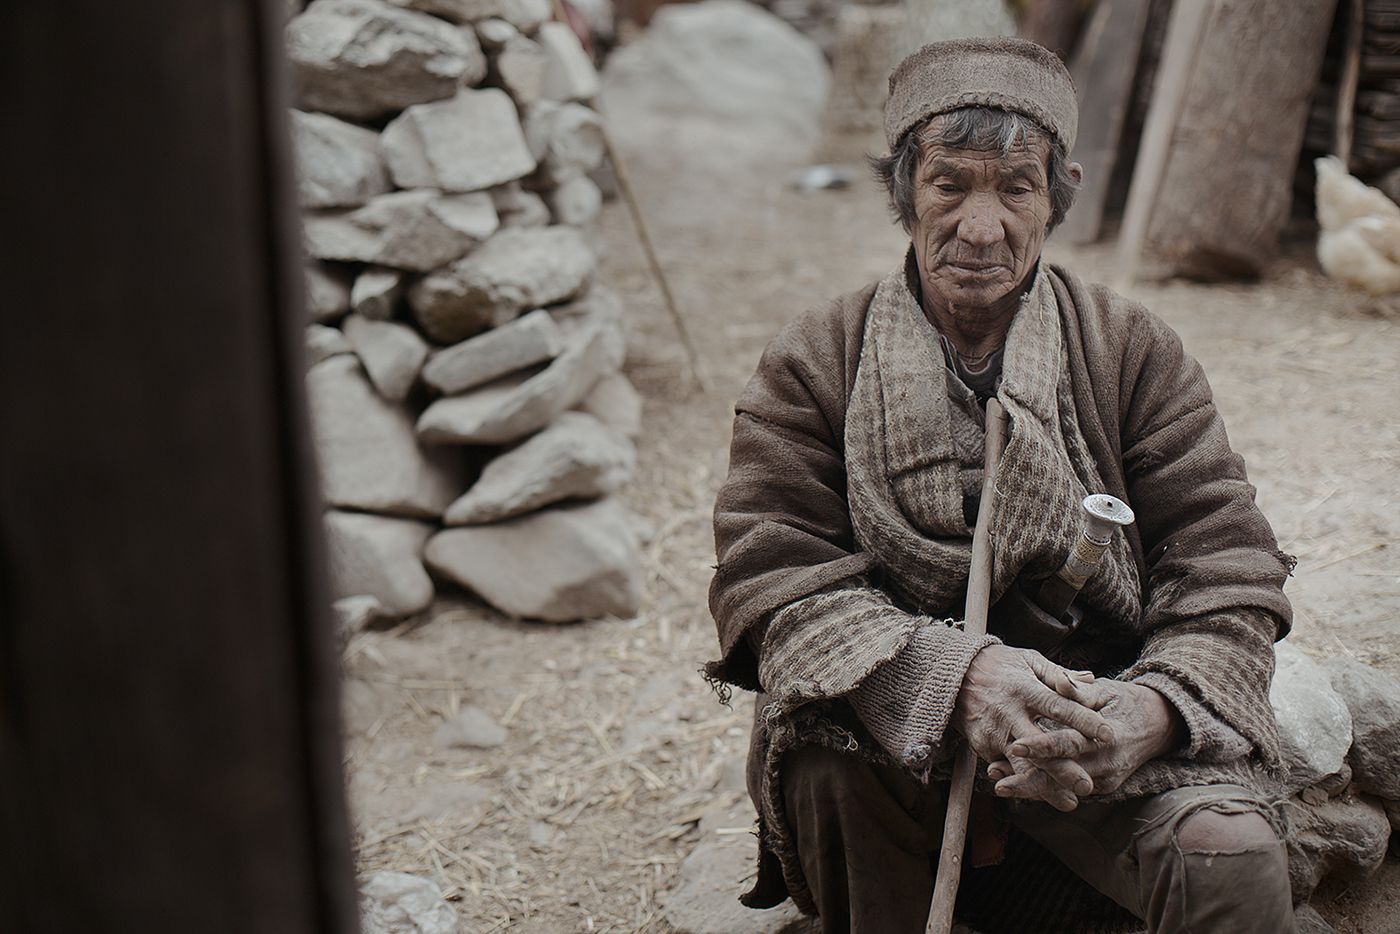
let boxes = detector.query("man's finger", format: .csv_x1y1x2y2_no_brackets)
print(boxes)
1011,727,1097,761
994,762,1080,811
1034,688,1115,745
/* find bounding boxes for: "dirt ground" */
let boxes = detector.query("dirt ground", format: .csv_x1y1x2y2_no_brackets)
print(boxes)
340,110,1400,934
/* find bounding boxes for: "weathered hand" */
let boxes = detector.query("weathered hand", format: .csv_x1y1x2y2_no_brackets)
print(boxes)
951,643,1112,811
988,678,1186,801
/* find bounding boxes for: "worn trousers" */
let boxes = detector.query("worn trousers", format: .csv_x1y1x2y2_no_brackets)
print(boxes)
782,743,1297,934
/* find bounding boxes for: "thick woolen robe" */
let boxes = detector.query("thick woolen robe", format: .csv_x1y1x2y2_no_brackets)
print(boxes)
704,256,1295,913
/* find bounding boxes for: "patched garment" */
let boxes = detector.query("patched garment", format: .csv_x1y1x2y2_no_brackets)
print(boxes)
705,257,1295,913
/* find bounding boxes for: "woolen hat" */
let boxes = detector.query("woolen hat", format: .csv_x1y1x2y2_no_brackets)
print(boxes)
884,37,1078,154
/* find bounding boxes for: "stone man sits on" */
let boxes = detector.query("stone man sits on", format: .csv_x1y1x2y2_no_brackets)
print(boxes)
706,37,1302,934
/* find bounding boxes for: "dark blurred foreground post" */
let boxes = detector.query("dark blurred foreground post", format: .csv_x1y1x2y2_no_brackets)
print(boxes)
0,2,359,932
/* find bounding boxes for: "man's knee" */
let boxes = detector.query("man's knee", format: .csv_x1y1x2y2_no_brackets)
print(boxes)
1175,807,1279,853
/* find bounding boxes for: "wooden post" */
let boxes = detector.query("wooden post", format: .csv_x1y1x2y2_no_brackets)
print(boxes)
1060,0,1154,245
0,2,359,932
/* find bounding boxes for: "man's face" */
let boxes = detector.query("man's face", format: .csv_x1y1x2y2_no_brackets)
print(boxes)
909,125,1055,326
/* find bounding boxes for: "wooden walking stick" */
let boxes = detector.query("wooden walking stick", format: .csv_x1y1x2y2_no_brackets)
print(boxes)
925,397,1010,934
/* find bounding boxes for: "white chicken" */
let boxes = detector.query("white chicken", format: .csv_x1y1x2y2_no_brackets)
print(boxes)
1314,154,1400,296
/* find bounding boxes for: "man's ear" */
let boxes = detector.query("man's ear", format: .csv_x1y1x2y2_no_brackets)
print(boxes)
1069,161,1083,186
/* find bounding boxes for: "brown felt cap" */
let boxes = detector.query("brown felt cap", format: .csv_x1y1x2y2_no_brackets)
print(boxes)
884,37,1078,154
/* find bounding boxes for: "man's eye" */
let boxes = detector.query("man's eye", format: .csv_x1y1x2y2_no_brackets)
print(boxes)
936,184,962,193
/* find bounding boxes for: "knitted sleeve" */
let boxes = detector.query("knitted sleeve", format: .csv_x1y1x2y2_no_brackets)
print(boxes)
846,623,1000,774
1134,671,1252,762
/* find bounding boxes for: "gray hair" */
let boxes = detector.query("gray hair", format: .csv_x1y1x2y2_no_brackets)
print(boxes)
869,106,1080,233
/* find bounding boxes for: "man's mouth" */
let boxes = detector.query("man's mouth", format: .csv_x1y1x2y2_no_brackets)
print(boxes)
946,261,1007,279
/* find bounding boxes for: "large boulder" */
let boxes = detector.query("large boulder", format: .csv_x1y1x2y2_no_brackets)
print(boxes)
323,510,436,616
407,224,594,343
424,497,643,622
1285,792,1391,901
290,109,392,209
1271,641,1353,793
380,88,536,192
442,410,634,524
287,0,484,120
306,354,467,517
1319,655,1400,799
303,188,499,272
600,0,830,146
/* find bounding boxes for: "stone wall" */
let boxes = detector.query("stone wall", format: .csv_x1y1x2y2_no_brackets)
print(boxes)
286,0,645,627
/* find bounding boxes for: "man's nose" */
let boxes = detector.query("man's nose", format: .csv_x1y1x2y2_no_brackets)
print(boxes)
956,194,1004,247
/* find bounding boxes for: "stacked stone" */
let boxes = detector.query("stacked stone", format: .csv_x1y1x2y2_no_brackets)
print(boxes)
287,0,645,626
1270,642,1400,900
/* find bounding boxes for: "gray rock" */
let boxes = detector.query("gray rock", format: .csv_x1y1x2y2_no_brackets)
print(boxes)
1285,792,1391,901
474,16,517,49
432,705,509,748
1271,641,1353,793
306,323,353,366
286,0,479,121
416,319,613,444
442,410,634,524
380,88,536,193
350,266,405,320
290,109,391,209
393,0,552,32
522,99,606,187
332,594,390,639
306,355,467,517
407,224,594,344
491,181,551,228
663,801,807,934
489,32,548,106
550,285,628,370
342,314,429,402
577,370,643,438
1385,797,1400,834
304,261,353,322
537,20,601,102
303,189,497,272
547,172,603,226
424,496,643,622
1320,655,1400,799
421,307,565,395
1294,904,1337,934
323,510,436,616
600,0,830,140
358,871,458,934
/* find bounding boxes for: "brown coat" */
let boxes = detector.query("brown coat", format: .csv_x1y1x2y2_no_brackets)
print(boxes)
704,260,1294,911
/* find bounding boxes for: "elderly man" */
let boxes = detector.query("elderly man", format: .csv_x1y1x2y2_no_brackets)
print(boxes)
705,38,1302,934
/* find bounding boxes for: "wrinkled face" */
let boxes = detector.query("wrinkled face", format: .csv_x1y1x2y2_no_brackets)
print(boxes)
910,126,1055,326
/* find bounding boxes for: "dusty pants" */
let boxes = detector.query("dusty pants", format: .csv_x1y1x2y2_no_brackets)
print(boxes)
782,743,1296,934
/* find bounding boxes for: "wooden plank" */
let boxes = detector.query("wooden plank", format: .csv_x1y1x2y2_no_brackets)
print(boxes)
1143,0,1340,279
1060,0,1153,244
1113,0,1214,287
0,1,359,932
